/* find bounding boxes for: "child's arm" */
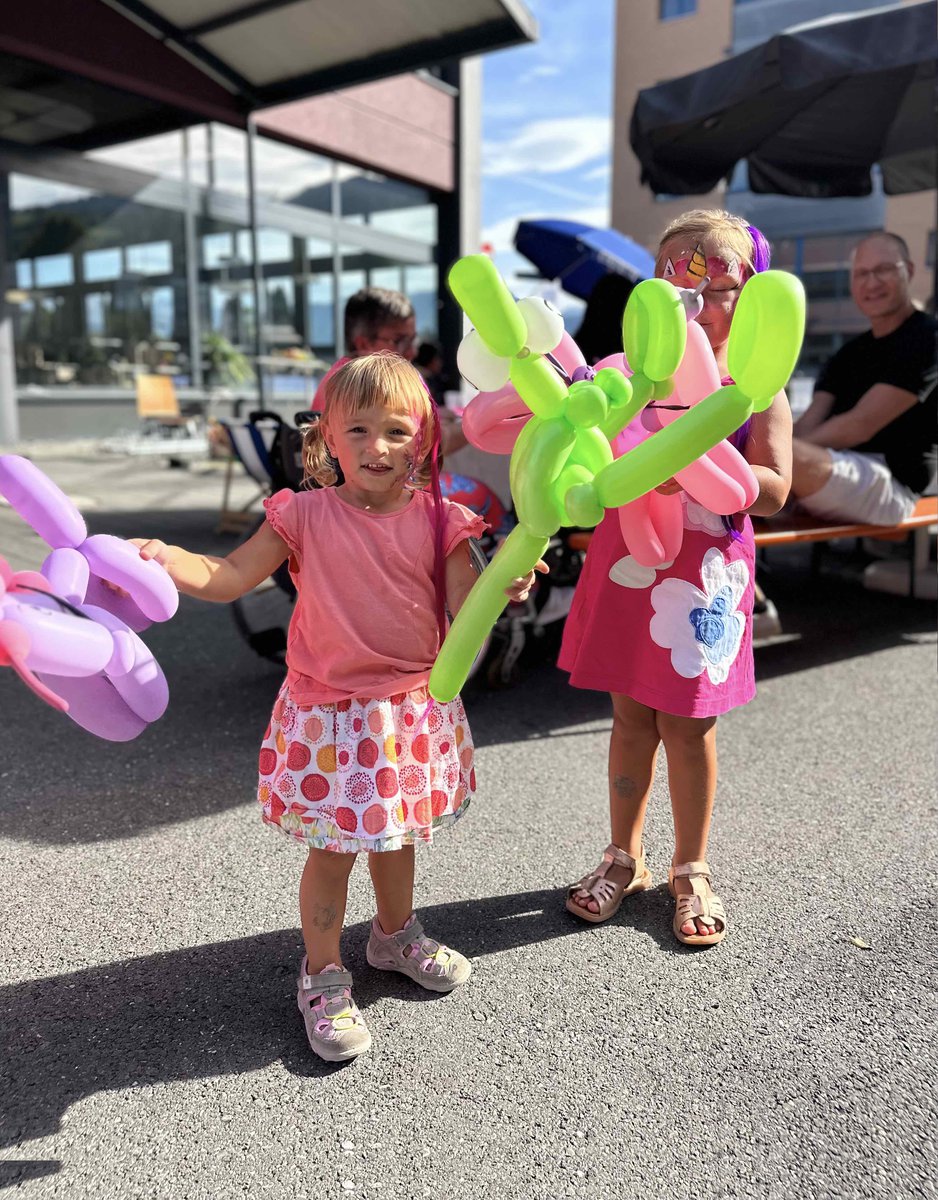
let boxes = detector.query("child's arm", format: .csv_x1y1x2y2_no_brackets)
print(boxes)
445,541,547,617
133,522,291,603
743,389,793,516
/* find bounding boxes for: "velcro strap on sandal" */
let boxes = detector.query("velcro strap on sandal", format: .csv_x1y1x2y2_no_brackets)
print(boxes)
302,969,352,992
391,919,426,949
604,843,638,870
671,859,711,881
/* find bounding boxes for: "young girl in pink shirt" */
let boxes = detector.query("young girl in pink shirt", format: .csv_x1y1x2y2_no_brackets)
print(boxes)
132,353,541,1061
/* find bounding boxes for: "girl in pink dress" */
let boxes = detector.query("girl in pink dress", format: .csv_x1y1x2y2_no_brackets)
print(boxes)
131,353,541,1061
560,211,793,946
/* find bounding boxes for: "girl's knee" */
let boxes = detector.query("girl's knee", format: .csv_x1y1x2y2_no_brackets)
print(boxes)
611,694,660,743
307,847,357,877
656,711,717,747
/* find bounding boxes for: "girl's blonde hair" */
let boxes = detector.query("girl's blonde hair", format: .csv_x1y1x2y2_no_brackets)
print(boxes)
655,209,760,278
301,353,437,489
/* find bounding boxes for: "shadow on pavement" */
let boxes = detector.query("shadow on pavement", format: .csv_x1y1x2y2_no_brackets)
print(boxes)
0,884,688,1149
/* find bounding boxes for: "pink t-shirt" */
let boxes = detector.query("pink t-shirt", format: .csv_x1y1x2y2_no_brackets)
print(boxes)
264,487,486,704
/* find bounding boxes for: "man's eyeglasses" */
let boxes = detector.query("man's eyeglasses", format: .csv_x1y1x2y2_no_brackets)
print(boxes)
852,262,906,284
373,330,418,352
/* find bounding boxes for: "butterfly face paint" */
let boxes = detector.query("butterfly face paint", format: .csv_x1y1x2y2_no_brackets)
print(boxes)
664,245,742,283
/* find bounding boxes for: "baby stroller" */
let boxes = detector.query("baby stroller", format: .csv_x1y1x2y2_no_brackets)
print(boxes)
227,409,584,688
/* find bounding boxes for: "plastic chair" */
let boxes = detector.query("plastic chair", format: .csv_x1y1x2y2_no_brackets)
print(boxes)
216,415,279,533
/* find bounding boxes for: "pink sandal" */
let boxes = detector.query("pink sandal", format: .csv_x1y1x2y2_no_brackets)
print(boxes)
296,958,372,1062
366,914,471,992
668,861,727,946
566,843,653,923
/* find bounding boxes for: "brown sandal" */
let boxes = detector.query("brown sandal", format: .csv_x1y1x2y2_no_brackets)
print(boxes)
565,843,653,924
668,860,727,946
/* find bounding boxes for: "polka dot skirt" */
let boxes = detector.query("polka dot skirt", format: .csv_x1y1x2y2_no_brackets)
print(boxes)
257,685,475,853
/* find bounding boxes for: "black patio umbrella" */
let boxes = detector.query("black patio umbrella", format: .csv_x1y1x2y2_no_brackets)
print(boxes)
630,0,937,198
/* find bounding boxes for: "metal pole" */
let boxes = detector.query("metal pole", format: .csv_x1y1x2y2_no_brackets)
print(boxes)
0,173,20,446
181,128,203,393
246,116,266,412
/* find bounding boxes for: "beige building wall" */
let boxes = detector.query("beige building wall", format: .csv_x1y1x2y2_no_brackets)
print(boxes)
612,0,734,256
885,193,935,308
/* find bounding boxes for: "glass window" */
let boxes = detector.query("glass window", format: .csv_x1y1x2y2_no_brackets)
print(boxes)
126,241,172,276
405,265,439,340
236,227,292,266
202,233,235,270
84,248,122,283
660,0,697,17
87,131,185,181
337,166,435,244
802,269,851,302
10,167,188,390
15,261,33,288
307,275,335,356
254,135,334,211
35,254,74,287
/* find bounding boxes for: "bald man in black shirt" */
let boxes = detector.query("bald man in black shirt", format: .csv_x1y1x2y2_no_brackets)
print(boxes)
790,231,937,524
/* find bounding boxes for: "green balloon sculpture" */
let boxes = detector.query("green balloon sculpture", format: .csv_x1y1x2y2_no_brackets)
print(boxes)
429,255,805,702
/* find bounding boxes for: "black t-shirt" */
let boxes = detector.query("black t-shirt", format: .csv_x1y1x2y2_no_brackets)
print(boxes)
814,309,937,493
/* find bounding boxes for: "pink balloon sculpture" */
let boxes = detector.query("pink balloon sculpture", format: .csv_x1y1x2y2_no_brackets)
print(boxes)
462,332,628,455
613,320,758,567
460,296,758,569
0,455,176,740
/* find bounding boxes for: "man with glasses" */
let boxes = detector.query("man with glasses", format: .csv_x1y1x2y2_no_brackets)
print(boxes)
788,231,936,523
315,286,466,454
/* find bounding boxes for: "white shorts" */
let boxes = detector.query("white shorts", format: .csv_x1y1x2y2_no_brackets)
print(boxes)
799,450,917,525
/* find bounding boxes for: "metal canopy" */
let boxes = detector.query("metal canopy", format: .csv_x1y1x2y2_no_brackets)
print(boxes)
0,0,535,149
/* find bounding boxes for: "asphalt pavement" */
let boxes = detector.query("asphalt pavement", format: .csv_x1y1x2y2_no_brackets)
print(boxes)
1,448,935,1199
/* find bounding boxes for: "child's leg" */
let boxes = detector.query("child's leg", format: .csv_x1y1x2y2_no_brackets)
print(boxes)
300,848,357,971
570,693,660,914
367,844,415,934
656,711,720,937
366,844,470,990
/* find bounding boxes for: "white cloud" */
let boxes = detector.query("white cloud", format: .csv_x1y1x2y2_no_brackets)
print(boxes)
481,205,611,258
517,63,563,86
483,115,612,177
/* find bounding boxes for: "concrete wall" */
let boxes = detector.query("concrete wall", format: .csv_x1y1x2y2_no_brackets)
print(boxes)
611,0,734,255
258,73,457,192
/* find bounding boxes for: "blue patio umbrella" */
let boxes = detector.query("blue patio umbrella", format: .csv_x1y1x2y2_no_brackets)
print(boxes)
513,219,656,300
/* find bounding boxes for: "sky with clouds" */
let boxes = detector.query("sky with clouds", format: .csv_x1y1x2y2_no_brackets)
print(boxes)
480,0,615,314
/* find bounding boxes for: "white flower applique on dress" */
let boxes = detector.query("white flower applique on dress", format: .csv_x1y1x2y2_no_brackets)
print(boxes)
609,556,674,591
649,547,749,684
681,494,725,537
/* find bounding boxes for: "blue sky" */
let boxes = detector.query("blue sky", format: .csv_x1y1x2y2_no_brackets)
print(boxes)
481,0,615,310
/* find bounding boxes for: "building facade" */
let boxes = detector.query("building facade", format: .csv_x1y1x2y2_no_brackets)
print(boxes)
612,0,935,374
0,64,481,441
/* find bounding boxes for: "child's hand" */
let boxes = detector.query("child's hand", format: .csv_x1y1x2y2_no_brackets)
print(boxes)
100,538,174,598
504,558,548,604
654,478,683,496
130,537,175,568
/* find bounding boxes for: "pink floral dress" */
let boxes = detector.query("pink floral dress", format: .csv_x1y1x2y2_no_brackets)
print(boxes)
559,494,755,718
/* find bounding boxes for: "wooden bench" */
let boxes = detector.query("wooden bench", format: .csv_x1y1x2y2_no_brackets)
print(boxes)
567,496,937,598
751,496,936,598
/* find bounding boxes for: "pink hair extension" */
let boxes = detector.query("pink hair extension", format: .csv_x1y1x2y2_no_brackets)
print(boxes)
426,400,448,647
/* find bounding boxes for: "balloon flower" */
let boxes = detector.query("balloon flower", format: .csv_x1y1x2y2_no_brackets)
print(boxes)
0,455,178,740
428,255,805,702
